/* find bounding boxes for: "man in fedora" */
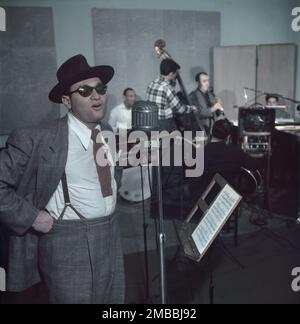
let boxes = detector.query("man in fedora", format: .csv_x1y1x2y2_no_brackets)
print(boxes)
0,54,125,304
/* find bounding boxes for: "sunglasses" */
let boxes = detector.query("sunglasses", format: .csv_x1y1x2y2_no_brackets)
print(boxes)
69,84,108,97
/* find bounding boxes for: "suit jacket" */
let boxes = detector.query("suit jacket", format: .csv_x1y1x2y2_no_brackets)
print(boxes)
0,115,117,292
189,88,216,134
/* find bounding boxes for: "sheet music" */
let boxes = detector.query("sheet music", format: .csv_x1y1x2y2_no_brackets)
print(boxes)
191,184,242,255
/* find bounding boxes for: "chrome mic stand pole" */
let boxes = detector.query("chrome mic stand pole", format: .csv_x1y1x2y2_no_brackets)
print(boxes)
131,100,166,303
155,138,166,304
140,164,150,301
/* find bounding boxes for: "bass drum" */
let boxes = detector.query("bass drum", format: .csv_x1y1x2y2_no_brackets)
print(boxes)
119,166,152,202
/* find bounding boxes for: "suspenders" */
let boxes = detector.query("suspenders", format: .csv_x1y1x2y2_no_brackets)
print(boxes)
58,171,86,220
61,172,71,205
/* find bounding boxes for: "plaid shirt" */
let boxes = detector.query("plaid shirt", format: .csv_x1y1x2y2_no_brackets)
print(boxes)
146,76,193,120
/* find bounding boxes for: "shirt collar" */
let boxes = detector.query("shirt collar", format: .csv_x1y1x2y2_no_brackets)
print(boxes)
197,88,208,95
68,111,101,150
159,75,176,87
121,102,131,110
159,75,168,83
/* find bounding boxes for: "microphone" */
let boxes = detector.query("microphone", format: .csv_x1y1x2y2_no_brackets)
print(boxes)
132,101,159,133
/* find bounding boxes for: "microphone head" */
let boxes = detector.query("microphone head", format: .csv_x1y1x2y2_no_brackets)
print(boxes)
132,101,159,133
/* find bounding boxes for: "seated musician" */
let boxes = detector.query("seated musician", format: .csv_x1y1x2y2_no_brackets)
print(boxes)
265,93,291,119
188,119,261,201
109,88,151,202
189,72,224,139
108,87,136,133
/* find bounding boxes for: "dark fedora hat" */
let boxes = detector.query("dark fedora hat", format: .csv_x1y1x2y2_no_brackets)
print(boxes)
49,54,114,103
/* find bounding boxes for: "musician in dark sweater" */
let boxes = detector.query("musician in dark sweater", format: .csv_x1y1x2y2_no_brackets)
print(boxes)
188,119,261,200
205,119,260,174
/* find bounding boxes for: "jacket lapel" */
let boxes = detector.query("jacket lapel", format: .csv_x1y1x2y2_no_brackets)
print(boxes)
36,115,69,208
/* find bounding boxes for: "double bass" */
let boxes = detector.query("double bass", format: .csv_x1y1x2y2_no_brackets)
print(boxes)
154,40,203,133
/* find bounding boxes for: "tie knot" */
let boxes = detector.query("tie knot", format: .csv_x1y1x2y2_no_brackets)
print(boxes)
91,128,100,142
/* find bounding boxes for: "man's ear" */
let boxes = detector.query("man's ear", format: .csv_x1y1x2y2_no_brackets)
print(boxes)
62,95,72,110
169,72,175,79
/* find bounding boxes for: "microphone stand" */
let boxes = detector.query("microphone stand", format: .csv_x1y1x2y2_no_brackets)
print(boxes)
147,137,167,304
244,87,300,105
155,138,167,304
140,164,150,301
138,137,166,304
132,100,167,304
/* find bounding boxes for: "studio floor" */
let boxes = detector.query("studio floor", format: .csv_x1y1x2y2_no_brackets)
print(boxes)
118,196,300,304
1,194,300,304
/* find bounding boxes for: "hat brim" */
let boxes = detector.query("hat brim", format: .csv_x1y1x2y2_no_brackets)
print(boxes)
49,65,114,104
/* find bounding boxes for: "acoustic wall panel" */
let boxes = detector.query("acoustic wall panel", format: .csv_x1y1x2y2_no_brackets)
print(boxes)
257,44,296,116
213,44,297,121
92,9,221,118
213,45,257,122
0,7,59,135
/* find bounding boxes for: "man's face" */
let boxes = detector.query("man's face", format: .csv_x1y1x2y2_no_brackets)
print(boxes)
267,97,278,106
62,77,107,123
199,74,210,92
124,90,136,108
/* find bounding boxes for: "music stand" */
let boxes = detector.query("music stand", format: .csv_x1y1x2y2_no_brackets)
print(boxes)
172,174,243,303
177,174,242,262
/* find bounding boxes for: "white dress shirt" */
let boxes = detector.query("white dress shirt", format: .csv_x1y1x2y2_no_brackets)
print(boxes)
45,112,117,220
108,103,132,133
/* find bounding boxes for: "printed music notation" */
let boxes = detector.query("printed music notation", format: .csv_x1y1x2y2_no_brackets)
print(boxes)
191,184,242,256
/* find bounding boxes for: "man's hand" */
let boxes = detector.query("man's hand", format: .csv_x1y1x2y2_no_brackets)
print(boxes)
191,105,197,112
32,210,54,234
211,102,223,113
